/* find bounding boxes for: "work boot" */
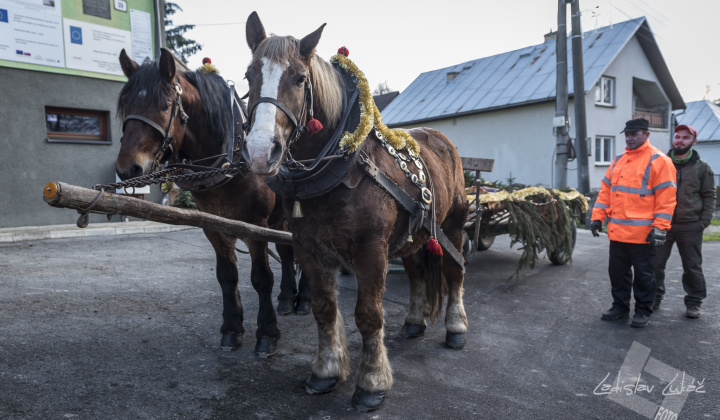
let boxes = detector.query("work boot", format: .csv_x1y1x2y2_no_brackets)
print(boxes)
601,307,629,321
652,297,662,311
685,305,701,319
631,313,650,328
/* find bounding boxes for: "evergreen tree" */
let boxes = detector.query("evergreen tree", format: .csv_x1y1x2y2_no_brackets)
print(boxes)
164,2,201,64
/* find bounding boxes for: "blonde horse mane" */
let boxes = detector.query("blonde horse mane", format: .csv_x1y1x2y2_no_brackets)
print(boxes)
252,35,345,129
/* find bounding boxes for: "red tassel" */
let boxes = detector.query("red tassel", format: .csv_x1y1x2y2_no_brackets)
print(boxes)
337,46,349,57
202,57,211,64
307,118,323,135
427,237,443,256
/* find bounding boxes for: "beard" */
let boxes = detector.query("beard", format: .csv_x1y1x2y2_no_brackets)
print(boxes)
673,144,693,156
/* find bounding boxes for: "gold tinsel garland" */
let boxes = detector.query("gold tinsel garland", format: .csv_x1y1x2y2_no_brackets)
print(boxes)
330,54,420,155
197,62,219,74
471,186,588,213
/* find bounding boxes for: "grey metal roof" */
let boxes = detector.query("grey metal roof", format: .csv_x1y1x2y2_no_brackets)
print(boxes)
382,17,684,126
674,100,720,142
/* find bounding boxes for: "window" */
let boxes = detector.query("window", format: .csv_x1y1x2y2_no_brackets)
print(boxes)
595,76,615,106
45,107,110,144
595,136,614,164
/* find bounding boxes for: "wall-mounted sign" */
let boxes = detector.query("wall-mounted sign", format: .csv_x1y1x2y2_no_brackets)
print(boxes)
0,0,156,81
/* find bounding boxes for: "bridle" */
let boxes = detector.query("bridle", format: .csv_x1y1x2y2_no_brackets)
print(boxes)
122,78,189,169
245,78,314,144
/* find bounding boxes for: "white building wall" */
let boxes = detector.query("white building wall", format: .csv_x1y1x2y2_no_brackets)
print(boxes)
400,102,559,187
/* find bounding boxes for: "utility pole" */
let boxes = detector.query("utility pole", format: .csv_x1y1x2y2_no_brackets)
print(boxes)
570,0,590,193
554,0,569,189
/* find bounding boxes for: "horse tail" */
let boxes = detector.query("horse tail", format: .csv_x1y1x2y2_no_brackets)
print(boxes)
425,248,447,322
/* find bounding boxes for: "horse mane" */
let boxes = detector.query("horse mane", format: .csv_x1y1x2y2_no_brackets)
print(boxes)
253,35,345,129
117,61,232,149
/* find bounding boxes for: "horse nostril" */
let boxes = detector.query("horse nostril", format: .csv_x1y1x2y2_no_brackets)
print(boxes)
267,140,283,166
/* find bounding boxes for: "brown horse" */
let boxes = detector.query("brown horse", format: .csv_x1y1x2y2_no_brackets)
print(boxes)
115,48,311,356
243,12,469,411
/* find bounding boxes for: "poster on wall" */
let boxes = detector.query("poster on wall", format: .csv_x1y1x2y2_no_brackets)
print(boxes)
0,0,156,81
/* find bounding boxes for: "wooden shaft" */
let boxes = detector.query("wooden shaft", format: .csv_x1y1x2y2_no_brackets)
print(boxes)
43,182,293,245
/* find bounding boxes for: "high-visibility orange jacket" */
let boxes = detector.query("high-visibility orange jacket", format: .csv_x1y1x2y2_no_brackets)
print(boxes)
591,140,677,244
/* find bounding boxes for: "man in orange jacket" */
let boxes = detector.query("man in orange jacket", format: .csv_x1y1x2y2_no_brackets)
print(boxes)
590,118,677,328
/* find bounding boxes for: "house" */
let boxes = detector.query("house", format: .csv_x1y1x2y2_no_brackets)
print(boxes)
673,100,720,184
373,91,399,112
381,17,685,190
0,0,164,228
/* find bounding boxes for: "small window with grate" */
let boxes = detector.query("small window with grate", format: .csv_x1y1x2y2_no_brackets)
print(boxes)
45,107,111,144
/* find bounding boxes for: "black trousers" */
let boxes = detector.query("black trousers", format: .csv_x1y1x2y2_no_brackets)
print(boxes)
654,222,707,306
608,240,657,316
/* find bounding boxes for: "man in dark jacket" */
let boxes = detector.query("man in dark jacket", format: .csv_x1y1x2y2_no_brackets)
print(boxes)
653,124,717,318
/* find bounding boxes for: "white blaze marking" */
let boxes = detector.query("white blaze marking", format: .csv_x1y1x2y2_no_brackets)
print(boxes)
247,57,288,154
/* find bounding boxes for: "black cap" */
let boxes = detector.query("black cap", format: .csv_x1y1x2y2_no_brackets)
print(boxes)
620,118,649,133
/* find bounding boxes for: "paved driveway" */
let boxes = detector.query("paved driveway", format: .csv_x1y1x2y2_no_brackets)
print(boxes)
1,228,718,419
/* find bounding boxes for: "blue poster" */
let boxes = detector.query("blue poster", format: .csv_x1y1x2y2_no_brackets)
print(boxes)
70,25,82,45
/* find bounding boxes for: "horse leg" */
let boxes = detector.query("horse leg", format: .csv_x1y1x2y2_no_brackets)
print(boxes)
442,219,469,349
399,252,430,338
298,253,349,395
204,230,244,350
247,239,281,357
274,243,297,315
351,247,393,411
274,243,312,315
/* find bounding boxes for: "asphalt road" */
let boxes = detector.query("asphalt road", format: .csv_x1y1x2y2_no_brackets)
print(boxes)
1,228,718,419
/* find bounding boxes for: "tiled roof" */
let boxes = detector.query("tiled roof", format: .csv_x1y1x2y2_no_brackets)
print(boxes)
383,17,683,126
675,100,720,142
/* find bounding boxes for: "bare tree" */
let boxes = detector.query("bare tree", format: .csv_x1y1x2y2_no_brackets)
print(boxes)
373,81,392,95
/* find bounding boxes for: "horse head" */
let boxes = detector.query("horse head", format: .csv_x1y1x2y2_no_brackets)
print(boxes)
116,48,189,180
242,12,329,176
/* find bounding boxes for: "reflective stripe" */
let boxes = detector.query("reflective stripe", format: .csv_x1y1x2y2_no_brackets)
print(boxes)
608,217,653,226
594,202,609,209
654,213,672,221
602,176,611,186
653,180,677,191
611,185,654,195
641,154,662,190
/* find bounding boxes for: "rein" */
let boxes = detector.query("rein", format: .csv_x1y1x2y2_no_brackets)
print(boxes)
246,79,314,145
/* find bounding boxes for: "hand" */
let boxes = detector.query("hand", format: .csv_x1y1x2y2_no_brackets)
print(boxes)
590,220,602,237
646,227,667,246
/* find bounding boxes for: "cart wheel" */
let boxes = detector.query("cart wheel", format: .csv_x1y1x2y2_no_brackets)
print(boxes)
549,220,577,265
476,234,495,251
462,231,472,260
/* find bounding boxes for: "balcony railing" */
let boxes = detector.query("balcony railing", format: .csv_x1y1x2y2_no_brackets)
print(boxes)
633,108,667,128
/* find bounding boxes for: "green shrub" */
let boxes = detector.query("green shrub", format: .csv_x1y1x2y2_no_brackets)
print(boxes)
172,189,197,209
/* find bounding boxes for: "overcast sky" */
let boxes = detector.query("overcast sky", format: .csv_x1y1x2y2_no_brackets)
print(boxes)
172,0,720,104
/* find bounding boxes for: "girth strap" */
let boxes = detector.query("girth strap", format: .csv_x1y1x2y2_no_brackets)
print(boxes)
358,158,465,269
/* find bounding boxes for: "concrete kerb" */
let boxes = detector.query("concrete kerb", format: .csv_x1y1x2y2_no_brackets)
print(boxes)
0,221,196,243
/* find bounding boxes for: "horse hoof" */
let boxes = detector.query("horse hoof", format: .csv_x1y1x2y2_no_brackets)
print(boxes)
255,337,278,358
445,332,466,349
220,333,242,351
295,299,312,315
400,323,426,338
276,299,295,316
351,387,386,412
304,374,339,394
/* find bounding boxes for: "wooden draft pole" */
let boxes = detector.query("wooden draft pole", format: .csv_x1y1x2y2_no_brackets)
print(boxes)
42,182,293,245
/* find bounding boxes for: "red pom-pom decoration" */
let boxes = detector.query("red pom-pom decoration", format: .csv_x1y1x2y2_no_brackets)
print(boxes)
307,118,323,135
337,46,349,57
426,237,443,256
202,57,212,64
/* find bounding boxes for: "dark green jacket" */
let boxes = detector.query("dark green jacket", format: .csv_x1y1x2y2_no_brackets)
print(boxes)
667,149,716,227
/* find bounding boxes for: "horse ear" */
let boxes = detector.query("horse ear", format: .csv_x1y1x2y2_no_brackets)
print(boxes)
300,23,326,60
119,48,138,78
159,48,176,83
246,11,267,53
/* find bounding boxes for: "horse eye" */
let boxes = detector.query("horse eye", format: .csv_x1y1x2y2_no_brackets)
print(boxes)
297,75,307,86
